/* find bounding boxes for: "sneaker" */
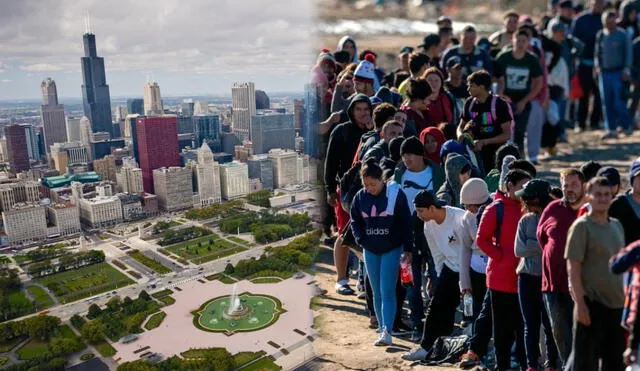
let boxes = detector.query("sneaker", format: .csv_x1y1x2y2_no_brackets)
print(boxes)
356,291,366,299
374,328,392,346
600,131,618,140
401,347,428,361
335,282,355,295
409,326,422,342
574,126,583,134
459,351,481,368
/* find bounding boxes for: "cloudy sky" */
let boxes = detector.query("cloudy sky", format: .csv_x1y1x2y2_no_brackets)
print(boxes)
0,0,315,101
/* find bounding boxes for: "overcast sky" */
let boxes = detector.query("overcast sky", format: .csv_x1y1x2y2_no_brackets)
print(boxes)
0,0,314,101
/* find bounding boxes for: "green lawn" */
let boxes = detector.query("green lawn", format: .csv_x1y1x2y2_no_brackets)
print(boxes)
151,289,173,299
0,335,27,352
127,250,172,274
165,235,247,265
35,263,134,303
16,340,50,360
219,275,236,284
144,312,167,330
227,236,252,246
250,277,282,284
232,351,266,368
95,341,116,357
97,234,109,240
12,254,30,265
158,296,175,306
240,357,282,371
26,285,55,309
8,290,32,308
57,325,77,339
0,356,8,367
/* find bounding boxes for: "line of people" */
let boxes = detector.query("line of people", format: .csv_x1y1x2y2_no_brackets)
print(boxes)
316,2,640,369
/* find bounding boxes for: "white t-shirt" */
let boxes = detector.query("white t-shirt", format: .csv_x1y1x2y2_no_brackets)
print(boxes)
423,206,466,275
401,166,434,214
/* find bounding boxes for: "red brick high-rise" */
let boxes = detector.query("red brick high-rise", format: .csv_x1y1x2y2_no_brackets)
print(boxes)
5,124,31,175
135,116,180,194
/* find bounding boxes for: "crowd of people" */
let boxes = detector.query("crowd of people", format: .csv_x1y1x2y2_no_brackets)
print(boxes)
315,0,640,369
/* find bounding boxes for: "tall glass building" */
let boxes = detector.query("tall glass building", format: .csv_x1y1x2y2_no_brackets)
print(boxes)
81,32,113,136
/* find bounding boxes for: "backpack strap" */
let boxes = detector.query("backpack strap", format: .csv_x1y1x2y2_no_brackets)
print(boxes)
490,94,497,123
494,200,504,246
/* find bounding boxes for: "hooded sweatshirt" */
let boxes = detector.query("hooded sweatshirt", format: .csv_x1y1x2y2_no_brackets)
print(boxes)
436,154,472,208
337,36,359,64
419,127,446,166
476,191,524,293
324,94,371,194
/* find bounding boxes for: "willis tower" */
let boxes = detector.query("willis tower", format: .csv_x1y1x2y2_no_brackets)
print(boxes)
81,31,113,136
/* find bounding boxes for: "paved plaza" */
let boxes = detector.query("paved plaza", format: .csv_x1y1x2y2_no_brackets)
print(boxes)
113,276,318,363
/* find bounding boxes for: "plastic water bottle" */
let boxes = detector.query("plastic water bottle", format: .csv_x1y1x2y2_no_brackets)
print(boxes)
400,260,413,287
463,293,473,317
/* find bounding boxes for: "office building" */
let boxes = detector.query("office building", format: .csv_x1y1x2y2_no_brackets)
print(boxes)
177,133,194,151
90,138,125,161
194,143,222,207
219,162,249,200
255,90,270,109
177,115,194,135
234,142,253,162
152,167,193,211
144,81,163,115
126,98,144,116
248,155,274,190
46,203,81,237
50,142,89,174
0,181,40,212
194,100,209,115
193,114,221,150
213,153,233,164
231,82,256,140
116,165,143,194
297,154,317,184
115,105,127,122
135,115,180,193
267,148,298,188
66,117,81,142
294,99,304,130
117,194,144,221
40,78,68,153
21,124,41,162
5,125,30,174
250,111,295,154
78,194,123,228
303,84,322,158
93,155,117,182
81,32,113,135
2,203,48,244
221,132,242,154
0,138,7,163
181,99,195,117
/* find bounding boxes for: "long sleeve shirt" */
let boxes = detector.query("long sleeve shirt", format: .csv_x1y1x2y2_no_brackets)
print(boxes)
459,210,487,290
595,28,633,72
515,213,543,276
572,10,603,62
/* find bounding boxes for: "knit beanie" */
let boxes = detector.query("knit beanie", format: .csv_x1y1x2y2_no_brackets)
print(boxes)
460,178,490,206
400,136,425,157
596,166,621,186
317,48,336,66
353,54,377,85
499,155,517,191
630,157,640,186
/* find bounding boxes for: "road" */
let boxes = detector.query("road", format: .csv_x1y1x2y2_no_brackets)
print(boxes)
10,233,303,323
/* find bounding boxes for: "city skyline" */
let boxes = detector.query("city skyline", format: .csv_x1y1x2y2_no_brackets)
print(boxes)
0,0,314,100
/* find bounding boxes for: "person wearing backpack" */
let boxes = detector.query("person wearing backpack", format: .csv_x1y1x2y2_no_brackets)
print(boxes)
349,159,412,346
477,169,532,371
458,70,514,174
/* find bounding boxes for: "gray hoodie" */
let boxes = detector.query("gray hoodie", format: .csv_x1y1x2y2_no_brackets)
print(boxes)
436,153,470,208
514,212,543,276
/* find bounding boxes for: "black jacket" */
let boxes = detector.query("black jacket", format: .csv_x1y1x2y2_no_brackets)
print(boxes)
324,94,372,194
609,192,640,245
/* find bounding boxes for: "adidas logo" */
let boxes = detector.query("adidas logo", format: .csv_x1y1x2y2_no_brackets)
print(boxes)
366,228,389,236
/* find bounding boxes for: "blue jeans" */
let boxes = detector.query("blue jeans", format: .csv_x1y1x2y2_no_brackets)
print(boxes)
543,291,574,366
364,247,402,331
518,274,558,368
599,70,633,131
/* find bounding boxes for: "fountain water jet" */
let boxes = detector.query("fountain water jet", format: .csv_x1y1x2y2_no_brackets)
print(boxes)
223,283,251,319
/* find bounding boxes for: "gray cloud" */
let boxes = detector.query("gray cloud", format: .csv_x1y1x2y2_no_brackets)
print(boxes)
0,0,314,80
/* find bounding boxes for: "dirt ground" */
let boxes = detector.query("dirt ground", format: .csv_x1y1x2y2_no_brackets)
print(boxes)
305,130,640,370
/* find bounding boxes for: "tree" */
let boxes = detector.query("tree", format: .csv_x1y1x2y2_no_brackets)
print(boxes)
80,320,106,344
123,296,134,309
207,246,212,252
87,304,102,319
224,264,235,274
117,360,159,371
138,290,151,301
24,315,60,341
106,296,122,312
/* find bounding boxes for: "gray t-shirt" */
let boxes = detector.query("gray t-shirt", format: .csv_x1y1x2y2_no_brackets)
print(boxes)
565,215,625,309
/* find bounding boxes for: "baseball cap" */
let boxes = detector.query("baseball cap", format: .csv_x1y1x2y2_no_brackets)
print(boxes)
559,0,573,9
400,46,414,54
547,18,568,33
437,16,452,25
446,56,463,69
596,166,621,186
418,34,441,49
515,179,551,199
414,190,447,208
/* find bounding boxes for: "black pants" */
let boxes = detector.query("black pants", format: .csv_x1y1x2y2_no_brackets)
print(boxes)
420,265,460,351
469,287,493,358
518,274,558,369
470,269,487,320
479,144,499,176
511,102,532,158
564,298,625,371
577,64,603,130
365,270,406,329
490,289,526,370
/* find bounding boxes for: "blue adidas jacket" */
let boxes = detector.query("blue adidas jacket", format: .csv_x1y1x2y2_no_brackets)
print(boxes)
350,182,412,255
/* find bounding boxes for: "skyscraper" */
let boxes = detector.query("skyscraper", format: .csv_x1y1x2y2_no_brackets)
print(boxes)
81,32,113,136
40,78,68,153
267,148,299,188
66,117,81,142
144,81,163,116
136,115,180,194
294,99,305,131
126,98,144,115
193,114,221,151
5,125,30,174
231,82,256,140
248,155,274,190
219,162,249,200
250,111,295,154
152,167,193,211
181,99,195,117
255,90,270,109
194,142,222,206
21,124,41,162
303,84,322,158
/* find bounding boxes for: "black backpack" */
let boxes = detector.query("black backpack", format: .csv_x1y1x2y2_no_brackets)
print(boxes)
476,198,504,244
339,161,363,213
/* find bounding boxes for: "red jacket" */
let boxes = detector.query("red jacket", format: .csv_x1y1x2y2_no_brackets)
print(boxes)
477,191,524,293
